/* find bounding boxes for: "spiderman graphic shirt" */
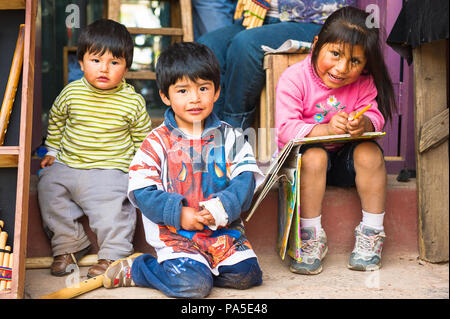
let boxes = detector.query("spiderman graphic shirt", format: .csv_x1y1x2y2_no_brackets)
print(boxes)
128,109,264,275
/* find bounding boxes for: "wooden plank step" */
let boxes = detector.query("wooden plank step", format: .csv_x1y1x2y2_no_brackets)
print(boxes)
26,175,418,258
0,146,19,167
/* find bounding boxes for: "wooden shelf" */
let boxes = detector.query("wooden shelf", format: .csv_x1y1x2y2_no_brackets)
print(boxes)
125,71,156,80
0,0,24,10
127,27,184,36
0,146,19,167
0,0,37,299
107,0,194,42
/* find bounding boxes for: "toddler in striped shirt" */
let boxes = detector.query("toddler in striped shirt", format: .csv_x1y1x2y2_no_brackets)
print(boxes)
37,19,152,278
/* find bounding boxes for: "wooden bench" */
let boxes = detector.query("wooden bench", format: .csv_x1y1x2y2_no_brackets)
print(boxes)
258,53,308,162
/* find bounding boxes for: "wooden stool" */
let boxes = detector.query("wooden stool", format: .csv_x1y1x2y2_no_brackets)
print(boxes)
258,52,308,162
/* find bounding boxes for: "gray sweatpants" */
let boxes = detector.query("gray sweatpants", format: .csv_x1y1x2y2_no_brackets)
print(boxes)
37,162,136,260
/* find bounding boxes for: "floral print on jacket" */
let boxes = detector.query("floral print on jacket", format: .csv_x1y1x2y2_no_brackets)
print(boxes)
278,0,357,24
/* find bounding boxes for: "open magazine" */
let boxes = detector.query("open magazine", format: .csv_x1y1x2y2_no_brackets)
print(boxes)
243,132,386,260
276,152,301,261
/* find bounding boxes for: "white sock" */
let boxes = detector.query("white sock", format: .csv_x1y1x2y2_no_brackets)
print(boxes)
361,210,385,231
300,215,322,233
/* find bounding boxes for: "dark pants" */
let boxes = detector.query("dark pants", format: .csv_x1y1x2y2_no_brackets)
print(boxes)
300,140,384,187
131,254,263,298
198,18,322,129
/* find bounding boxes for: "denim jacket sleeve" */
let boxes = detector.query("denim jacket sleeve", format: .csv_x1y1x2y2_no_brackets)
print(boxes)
212,171,256,223
133,187,187,230
134,171,255,228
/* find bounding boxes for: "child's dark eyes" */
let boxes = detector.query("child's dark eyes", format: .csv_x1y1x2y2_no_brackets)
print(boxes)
330,50,362,65
199,86,208,91
90,58,121,65
331,51,340,57
178,89,187,94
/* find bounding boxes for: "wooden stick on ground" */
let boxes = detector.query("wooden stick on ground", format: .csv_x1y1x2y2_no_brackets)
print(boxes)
0,24,25,145
39,275,104,299
37,253,143,299
26,254,99,269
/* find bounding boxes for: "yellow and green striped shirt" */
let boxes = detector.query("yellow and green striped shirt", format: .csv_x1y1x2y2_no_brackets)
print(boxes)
45,77,152,173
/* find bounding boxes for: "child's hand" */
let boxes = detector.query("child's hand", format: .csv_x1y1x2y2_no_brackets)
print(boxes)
197,209,216,227
180,207,205,231
40,155,56,168
327,112,348,135
346,113,366,137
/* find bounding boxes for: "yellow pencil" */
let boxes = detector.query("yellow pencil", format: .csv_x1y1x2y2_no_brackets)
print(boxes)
349,104,371,121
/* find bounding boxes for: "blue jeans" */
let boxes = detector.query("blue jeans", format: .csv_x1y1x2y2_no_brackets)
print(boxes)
191,0,236,40
131,254,263,298
197,18,322,129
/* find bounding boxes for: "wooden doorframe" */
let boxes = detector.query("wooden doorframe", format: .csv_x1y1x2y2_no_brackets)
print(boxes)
413,39,449,263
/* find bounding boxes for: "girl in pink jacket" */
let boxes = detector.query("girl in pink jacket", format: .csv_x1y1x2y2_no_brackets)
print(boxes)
275,6,397,275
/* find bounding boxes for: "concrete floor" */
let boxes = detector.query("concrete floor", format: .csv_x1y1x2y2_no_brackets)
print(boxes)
23,174,448,301
24,250,449,300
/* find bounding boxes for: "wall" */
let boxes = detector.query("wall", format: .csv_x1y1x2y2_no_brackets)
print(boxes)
358,0,416,173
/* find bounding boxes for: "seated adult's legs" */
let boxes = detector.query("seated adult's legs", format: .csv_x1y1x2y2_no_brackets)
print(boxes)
197,23,245,118
200,21,322,129
192,0,236,40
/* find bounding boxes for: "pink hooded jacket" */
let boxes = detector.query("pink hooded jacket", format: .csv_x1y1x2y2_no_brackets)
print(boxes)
275,55,385,150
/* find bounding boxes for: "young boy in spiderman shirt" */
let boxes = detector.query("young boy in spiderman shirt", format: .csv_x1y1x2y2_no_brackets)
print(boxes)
102,42,265,298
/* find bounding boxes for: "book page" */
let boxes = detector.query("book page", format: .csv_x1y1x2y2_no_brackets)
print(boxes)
244,132,385,222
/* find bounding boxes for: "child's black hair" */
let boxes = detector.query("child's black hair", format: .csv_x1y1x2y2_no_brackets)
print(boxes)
156,42,220,97
77,19,134,68
311,6,397,122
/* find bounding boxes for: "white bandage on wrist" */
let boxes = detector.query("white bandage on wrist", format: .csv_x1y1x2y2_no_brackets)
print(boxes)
199,197,228,231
